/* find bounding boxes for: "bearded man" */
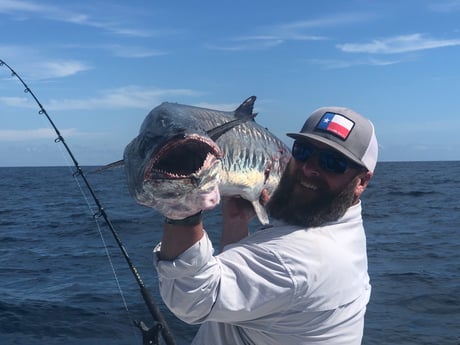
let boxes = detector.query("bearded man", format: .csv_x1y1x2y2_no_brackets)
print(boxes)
152,106,378,345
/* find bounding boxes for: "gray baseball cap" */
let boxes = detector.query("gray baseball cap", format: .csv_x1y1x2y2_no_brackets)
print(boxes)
287,106,378,172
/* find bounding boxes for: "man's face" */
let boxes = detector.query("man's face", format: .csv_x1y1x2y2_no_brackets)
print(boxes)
266,140,370,227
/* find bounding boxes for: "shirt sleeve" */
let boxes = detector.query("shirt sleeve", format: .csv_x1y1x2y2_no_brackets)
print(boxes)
153,230,295,326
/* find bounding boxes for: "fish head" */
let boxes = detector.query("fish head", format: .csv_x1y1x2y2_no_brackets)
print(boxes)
123,97,280,222
124,122,224,219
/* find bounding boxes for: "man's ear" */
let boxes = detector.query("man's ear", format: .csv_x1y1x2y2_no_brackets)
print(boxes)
355,171,372,197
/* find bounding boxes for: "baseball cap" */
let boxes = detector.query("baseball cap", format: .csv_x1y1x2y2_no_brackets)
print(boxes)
287,106,378,173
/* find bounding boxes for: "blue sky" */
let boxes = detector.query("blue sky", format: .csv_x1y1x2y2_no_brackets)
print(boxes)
1,0,460,167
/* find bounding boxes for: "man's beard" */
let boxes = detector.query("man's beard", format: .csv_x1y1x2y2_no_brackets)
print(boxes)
266,169,359,228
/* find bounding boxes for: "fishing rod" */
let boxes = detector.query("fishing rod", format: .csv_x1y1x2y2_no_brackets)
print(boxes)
0,59,176,345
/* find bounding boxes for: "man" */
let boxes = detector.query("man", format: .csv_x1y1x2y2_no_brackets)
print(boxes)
153,106,378,344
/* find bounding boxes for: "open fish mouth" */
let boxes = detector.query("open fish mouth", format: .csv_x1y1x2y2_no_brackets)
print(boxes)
144,134,223,180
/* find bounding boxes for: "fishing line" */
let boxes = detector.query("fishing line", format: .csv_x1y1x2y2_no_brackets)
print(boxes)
0,59,176,345
57,149,134,322
60,161,140,341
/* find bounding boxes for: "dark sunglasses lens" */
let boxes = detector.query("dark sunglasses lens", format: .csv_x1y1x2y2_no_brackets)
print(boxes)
292,142,314,162
293,141,351,174
319,153,348,173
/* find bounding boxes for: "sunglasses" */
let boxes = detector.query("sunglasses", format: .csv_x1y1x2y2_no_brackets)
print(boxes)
292,141,359,174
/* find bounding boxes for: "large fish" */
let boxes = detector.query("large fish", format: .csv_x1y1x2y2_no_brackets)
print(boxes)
123,96,291,224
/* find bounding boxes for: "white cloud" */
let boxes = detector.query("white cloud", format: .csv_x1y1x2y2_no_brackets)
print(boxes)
0,128,77,141
106,45,168,58
0,54,92,81
337,33,460,54
273,14,368,35
428,0,460,12
0,0,43,13
0,96,34,107
44,86,201,111
309,57,401,69
206,14,370,52
0,0,154,37
193,102,240,111
206,39,284,52
0,46,91,80
34,60,91,79
1,85,202,111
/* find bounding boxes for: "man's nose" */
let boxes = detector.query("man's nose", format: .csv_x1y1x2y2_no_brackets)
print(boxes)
299,157,321,177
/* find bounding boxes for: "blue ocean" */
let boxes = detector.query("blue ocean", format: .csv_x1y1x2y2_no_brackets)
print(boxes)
1,162,459,345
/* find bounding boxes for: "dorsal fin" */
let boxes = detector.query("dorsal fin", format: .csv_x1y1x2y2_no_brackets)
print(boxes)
207,96,257,141
234,96,256,118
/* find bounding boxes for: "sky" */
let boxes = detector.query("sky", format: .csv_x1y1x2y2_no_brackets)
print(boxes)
1,0,460,167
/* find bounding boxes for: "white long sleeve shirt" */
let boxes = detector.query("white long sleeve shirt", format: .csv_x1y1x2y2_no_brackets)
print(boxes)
154,202,371,345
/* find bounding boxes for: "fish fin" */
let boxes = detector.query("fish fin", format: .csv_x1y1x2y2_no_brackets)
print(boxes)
207,96,258,141
89,159,125,174
251,200,270,225
234,96,257,120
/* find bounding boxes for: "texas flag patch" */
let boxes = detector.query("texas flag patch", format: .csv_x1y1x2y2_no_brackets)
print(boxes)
316,112,355,140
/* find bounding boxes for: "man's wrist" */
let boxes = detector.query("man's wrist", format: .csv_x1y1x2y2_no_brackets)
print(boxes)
164,211,203,226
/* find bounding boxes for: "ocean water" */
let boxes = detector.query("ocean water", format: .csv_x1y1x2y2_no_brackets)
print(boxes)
0,162,459,345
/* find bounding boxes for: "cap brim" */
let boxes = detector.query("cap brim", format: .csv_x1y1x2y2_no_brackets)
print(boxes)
286,132,365,168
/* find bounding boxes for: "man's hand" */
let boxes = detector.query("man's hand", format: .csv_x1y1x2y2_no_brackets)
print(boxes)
222,196,256,223
220,196,256,251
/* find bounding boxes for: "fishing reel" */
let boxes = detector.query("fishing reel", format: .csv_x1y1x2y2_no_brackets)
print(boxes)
135,320,163,345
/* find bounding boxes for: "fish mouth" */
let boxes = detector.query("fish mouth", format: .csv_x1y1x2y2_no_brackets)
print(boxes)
144,134,222,180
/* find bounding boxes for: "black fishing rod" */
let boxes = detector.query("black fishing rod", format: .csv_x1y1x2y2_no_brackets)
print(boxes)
0,59,176,345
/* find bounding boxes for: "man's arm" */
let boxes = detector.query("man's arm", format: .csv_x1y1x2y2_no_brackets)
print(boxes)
159,215,205,261
220,197,256,252
158,196,256,260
